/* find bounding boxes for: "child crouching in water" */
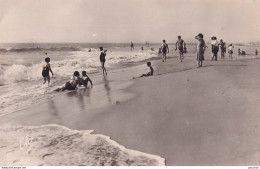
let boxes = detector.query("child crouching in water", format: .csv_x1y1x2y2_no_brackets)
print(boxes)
79,71,93,88
133,62,154,79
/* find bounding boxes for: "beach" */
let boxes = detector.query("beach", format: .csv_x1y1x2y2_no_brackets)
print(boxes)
1,46,260,165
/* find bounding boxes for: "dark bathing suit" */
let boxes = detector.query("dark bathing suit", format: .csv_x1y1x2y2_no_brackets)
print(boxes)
162,44,167,54
42,64,50,77
100,51,106,67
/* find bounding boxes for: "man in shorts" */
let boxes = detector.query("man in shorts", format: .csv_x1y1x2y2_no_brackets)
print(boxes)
175,36,186,62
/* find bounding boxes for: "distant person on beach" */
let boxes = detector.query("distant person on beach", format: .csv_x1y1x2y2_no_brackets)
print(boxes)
228,44,234,58
100,47,107,75
195,33,206,68
238,48,241,55
54,71,81,91
219,39,226,59
256,49,258,55
42,57,54,85
133,62,154,79
131,42,134,51
158,48,162,54
175,36,186,62
141,46,143,51
79,71,93,88
211,36,219,61
161,40,169,62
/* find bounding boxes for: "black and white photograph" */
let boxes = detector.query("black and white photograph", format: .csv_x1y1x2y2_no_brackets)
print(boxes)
0,0,260,167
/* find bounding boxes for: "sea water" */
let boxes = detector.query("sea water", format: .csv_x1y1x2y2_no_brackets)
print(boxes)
0,43,159,116
0,43,165,166
0,124,165,166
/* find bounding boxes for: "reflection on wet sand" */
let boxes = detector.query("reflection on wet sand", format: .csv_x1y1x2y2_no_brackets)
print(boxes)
103,76,111,103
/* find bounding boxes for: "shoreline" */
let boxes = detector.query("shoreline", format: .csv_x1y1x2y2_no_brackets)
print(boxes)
1,54,260,165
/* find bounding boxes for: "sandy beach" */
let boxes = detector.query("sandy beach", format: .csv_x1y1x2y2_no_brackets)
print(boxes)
1,53,260,165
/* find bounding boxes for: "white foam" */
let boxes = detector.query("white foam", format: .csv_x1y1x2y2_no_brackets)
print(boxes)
0,124,165,166
0,50,158,116
0,50,157,85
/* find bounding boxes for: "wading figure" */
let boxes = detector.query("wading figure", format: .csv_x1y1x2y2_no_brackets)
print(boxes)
161,40,169,62
100,47,107,75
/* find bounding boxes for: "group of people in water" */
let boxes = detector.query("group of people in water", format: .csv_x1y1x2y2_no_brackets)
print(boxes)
42,55,93,91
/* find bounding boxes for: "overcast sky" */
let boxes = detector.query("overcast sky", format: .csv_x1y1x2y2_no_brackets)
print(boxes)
0,0,260,43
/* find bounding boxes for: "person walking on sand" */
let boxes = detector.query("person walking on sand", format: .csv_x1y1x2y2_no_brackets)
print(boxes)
131,42,134,51
256,49,258,55
195,33,206,68
161,40,169,62
42,57,54,85
175,36,186,62
219,39,226,59
228,44,234,58
211,36,219,61
99,47,107,75
133,62,154,79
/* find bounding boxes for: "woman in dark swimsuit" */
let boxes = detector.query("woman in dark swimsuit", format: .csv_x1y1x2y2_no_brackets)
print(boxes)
42,57,54,84
100,47,107,75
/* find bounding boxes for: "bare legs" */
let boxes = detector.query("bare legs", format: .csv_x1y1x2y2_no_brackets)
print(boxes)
162,52,167,62
43,76,50,84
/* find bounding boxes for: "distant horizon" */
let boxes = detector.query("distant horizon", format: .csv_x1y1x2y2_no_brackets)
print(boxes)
1,0,260,44
0,41,259,44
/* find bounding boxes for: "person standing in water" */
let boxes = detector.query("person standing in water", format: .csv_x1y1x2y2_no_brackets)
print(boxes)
255,49,258,55
99,47,107,75
42,57,54,85
211,36,219,61
131,42,134,51
175,36,186,62
195,33,206,68
161,40,169,62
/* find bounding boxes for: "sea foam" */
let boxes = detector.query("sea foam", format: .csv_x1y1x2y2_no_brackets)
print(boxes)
0,50,158,85
0,124,165,166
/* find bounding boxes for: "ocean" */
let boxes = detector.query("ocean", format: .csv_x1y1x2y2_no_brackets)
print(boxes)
0,43,161,116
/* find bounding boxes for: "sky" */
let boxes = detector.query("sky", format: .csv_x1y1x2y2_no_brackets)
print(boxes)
0,0,260,43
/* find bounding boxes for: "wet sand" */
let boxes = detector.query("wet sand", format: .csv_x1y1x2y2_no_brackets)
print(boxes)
1,55,260,165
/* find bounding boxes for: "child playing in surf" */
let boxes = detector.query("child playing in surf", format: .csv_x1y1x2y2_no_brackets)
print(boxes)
79,71,93,88
133,62,154,79
100,47,107,75
55,71,82,91
42,57,54,85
